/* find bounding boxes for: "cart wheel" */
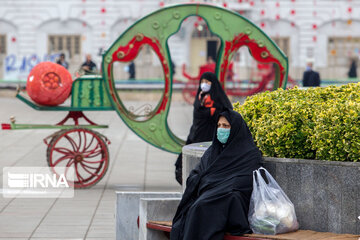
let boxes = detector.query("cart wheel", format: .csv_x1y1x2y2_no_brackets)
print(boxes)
47,128,109,188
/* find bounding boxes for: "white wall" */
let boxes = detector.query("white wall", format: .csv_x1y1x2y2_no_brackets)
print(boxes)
0,0,359,80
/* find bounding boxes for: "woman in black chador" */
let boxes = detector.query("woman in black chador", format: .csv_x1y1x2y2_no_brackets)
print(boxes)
171,110,262,240
175,72,232,185
348,58,357,78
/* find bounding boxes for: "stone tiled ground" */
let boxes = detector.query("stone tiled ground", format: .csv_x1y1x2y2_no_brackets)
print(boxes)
0,96,192,239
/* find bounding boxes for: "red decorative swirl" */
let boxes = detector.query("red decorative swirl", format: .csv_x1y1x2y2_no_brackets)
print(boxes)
220,33,285,89
106,35,170,115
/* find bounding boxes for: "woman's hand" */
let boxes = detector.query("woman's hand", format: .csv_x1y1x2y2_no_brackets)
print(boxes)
198,91,203,100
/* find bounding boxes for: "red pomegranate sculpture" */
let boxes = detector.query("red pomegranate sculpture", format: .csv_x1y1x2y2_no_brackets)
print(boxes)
27,62,73,106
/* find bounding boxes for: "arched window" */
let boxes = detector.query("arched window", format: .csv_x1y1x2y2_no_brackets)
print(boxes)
328,37,360,67
272,37,290,57
0,20,17,79
318,20,360,78
256,19,299,78
0,35,5,55
37,19,92,74
258,19,298,66
48,35,81,59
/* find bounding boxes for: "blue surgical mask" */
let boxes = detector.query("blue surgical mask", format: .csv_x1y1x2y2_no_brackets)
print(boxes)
200,82,211,92
217,128,230,144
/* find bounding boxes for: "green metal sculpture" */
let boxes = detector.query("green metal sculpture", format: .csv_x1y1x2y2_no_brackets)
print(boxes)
102,3,288,154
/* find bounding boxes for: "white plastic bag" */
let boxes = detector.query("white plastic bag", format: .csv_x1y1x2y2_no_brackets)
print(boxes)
248,167,299,235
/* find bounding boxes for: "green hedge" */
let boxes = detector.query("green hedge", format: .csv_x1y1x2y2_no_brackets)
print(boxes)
233,83,360,162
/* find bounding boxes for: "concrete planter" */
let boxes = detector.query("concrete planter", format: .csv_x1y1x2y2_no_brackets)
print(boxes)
116,192,182,240
182,142,360,235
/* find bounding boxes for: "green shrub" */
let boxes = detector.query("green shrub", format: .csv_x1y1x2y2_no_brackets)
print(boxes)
233,83,360,162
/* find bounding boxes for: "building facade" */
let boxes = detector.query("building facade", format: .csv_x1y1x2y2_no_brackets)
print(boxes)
0,0,359,81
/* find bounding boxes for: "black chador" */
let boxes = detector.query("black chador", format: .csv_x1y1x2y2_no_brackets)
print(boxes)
171,110,262,240
175,72,232,184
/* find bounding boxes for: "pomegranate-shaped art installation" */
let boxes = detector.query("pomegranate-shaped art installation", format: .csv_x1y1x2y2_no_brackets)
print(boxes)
27,62,73,106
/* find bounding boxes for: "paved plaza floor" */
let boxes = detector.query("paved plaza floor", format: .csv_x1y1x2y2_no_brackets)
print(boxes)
0,95,193,239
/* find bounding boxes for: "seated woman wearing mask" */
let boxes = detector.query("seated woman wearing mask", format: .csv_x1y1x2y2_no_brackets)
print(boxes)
175,72,232,185
171,110,262,240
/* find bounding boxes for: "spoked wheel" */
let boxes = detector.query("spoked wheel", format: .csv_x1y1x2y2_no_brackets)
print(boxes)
46,128,110,188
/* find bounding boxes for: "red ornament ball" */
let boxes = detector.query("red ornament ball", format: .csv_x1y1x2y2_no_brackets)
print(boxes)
27,62,73,106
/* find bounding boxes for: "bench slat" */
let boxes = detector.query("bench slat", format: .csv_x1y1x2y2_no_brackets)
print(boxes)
147,221,360,240
146,222,172,232
146,222,266,240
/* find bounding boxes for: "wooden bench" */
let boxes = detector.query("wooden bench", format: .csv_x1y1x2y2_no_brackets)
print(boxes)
146,221,360,240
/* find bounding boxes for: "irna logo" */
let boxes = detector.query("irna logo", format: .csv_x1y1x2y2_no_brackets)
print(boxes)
3,167,74,198
7,173,69,188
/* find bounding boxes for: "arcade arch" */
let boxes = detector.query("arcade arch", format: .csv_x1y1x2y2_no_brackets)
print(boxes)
37,19,93,74
256,19,300,78
318,20,360,79
0,20,17,79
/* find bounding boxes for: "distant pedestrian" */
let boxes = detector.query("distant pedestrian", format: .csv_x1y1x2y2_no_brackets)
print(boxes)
205,56,216,71
302,59,320,87
128,61,135,80
348,58,357,78
171,60,176,76
81,54,97,74
56,53,69,69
